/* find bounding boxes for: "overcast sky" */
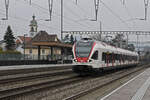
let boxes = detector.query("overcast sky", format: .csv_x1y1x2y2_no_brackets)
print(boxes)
0,0,150,43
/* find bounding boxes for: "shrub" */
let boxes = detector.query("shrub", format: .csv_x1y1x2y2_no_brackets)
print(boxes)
0,50,21,54
0,50,22,60
0,47,2,52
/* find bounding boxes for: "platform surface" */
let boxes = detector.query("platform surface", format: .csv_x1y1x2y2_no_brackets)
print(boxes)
101,67,150,100
0,64,73,71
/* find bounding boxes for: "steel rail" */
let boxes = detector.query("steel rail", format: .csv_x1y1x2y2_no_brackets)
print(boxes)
63,65,149,100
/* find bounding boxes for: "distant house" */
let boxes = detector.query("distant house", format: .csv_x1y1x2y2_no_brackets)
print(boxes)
15,35,53,60
31,31,72,60
16,36,32,54
16,31,72,60
27,31,62,60
1,30,72,60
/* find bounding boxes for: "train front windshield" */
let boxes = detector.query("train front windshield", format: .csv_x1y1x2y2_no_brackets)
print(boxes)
75,41,94,57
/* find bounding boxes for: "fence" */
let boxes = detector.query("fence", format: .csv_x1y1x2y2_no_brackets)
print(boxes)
0,54,73,61
0,54,22,60
0,54,73,66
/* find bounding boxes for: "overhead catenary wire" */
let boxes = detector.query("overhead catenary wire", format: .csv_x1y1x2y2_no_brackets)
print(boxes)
22,0,97,30
1,0,148,35
0,8,61,32
0,11,29,34
100,0,131,30
20,0,133,31
64,2,96,30
118,0,137,30
69,0,89,18
21,0,91,30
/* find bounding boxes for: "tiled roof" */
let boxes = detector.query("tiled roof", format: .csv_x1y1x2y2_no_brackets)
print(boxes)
16,36,32,44
32,31,60,43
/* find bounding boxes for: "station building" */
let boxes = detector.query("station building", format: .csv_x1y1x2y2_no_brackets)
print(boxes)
15,15,72,60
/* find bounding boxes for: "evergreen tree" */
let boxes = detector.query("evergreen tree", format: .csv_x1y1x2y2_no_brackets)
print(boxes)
4,26,15,50
74,36,77,42
70,35,74,44
63,34,69,42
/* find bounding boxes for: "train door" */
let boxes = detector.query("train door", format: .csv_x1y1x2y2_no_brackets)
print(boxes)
102,51,106,67
106,52,110,67
98,49,102,68
91,50,99,68
112,53,115,66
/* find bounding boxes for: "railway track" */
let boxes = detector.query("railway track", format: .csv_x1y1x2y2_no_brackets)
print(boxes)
0,75,81,99
0,64,149,100
63,64,150,100
37,64,149,100
0,65,73,76
0,69,73,84
0,65,77,99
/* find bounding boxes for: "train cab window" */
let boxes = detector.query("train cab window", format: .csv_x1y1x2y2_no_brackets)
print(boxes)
91,51,98,60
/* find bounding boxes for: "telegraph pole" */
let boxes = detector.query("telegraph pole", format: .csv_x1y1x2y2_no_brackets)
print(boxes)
61,0,63,40
144,0,149,20
99,21,102,40
145,4,147,20
126,33,128,48
137,33,139,52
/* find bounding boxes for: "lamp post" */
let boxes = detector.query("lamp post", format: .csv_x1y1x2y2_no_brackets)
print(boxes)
91,19,102,41
23,34,27,60
61,0,63,40
99,21,102,40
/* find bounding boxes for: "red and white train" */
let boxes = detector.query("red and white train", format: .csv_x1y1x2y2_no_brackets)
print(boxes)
72,38,139,74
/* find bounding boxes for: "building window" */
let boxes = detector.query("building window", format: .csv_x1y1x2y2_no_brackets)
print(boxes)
29,49,32,54
42,49,45,54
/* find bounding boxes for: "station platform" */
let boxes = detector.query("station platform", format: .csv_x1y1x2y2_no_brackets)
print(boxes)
101,67,150,100
0,64,73,71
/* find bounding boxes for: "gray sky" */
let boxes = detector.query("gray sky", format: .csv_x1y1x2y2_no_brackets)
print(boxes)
0,0,150,42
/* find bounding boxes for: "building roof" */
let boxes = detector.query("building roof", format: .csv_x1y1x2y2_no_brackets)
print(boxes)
32,31,72,48
16,36,32,44
32,31,61,43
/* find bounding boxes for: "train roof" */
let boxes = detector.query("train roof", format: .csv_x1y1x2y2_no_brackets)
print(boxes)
77,39,138,56
94,40,138,56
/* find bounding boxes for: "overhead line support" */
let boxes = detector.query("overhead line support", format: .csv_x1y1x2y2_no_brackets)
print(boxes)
4,0,9,20
93,0,100,21
48,0,53,21
61,0,63,40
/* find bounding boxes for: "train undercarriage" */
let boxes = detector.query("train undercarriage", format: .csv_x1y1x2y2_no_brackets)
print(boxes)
72,64,138,76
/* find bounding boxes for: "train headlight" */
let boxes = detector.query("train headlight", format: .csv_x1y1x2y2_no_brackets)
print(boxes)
74,59,77,62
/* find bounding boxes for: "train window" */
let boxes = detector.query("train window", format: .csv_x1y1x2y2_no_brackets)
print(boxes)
91,51,98,60
102,52,106,61
114,54,117,60
75,41,94,57
116,54,118,60
109,53,112,63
